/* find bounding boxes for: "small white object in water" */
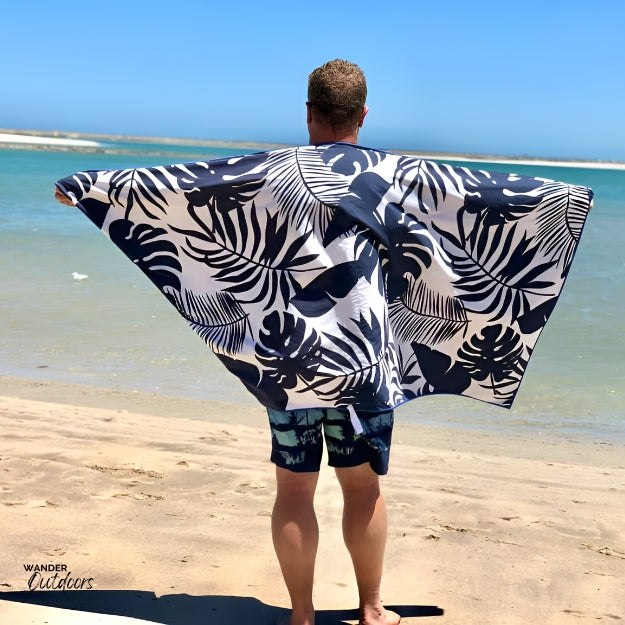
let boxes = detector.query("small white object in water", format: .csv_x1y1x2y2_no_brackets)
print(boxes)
72,272,88,281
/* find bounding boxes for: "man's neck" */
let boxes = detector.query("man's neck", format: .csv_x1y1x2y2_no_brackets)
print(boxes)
306,103,367,145
307,114,360,145
308,128,359,145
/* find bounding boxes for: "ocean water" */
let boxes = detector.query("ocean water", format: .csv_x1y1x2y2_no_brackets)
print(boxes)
1,141,623,443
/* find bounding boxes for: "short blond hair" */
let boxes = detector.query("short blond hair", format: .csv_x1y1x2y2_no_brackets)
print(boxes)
308,59,367,131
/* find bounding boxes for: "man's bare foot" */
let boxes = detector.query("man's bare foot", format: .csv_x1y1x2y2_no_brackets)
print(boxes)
359,603,400,625
277,610,314,625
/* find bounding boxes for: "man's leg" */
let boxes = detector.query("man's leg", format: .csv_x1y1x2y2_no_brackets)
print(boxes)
272,466,319,625
335,464,400,625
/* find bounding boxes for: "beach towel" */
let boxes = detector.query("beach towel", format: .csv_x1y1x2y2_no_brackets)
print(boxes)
56,143,593,414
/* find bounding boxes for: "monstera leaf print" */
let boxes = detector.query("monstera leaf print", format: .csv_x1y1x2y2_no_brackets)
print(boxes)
459,169,545,228
254,311,323,409
56,144,592,412
256,311,322,387
108,219,182,294
185,172,265,214
457,324,527,405
379,208,437,300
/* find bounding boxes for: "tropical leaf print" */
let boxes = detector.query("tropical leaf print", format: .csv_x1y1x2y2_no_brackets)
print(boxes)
263,148,342,235
534,182,590,274
318,142,387,175
56,143,593,412
412,343,472,397
322,171,438,299
168,290,250,355
107,219,182,294
173,196,319,311
516,296,559,335
459,169,545,227
256,311,323,387
379,209,436,300
434,220,556,322
290,235,380,318
109,167,176,219
394,158,458,214
69,171,111,228
185,169,265,214
302,311,393,408
456,324,527,405
388,279,469,344
71,171,97,196
253,311,323,409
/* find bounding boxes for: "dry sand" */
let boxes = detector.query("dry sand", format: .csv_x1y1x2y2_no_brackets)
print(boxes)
0,383,624,625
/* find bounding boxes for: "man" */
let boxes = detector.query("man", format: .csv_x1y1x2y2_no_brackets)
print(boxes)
54,59,593,625
54,59,401,625
267,60,400,625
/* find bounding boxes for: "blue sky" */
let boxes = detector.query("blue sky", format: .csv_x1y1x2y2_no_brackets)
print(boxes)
3,0,624,160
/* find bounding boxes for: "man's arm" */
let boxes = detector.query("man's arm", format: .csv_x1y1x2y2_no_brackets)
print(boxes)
54,186,74,206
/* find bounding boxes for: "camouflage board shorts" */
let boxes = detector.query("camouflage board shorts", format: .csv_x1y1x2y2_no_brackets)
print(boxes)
267,407,394,475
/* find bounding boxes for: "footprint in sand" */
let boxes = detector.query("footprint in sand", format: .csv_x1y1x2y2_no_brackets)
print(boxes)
86,465,163,480
235,481,267,494
114,492,164,501
3,500,59,508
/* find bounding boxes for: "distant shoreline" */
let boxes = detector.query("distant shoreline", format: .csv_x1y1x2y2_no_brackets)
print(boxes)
2,127,625,170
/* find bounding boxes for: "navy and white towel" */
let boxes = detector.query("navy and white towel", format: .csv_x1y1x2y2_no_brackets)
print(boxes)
56,143,593,414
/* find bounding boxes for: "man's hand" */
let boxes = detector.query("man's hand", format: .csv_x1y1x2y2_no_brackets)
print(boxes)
54,186,74,206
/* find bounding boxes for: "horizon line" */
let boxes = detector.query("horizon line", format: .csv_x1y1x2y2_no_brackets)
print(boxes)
2,128,624,171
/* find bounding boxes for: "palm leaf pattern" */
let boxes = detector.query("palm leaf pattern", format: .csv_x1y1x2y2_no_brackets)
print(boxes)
302,310,399,409
394,158,457,213
534,181,589,274
389,279,469,344
168,289,249,355
262,146,345,235
57,144,593,415
109,167,176,220
436,220,557,322
173,194,318,312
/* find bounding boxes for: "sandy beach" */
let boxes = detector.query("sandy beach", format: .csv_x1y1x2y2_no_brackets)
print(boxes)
0,380,623,625
0,132,102,148
1,128,623,622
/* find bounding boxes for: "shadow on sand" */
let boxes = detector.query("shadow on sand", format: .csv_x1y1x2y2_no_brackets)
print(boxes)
0,590,444,623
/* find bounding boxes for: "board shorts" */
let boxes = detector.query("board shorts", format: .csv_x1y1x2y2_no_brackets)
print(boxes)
267,407,394,475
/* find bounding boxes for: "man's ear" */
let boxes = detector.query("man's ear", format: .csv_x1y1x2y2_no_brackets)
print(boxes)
358,105,369,128
306,101,313,124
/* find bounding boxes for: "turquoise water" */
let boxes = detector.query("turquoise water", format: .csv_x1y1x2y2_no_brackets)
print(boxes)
1,142,623,442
